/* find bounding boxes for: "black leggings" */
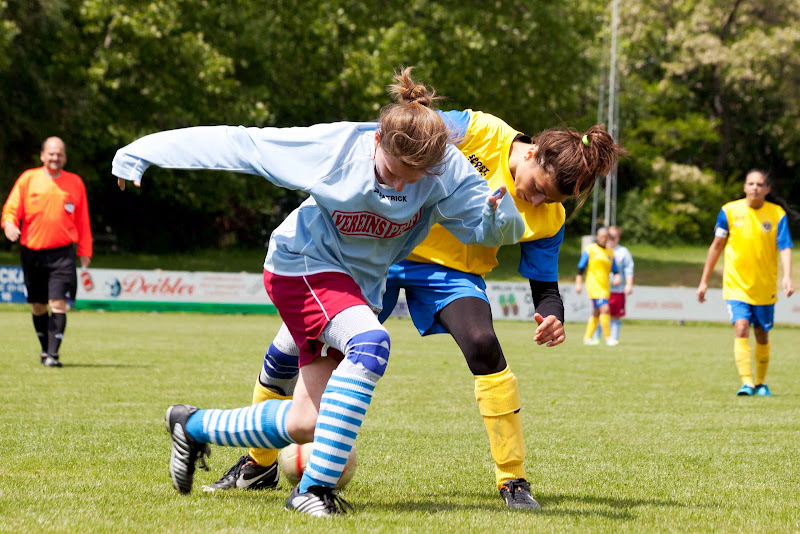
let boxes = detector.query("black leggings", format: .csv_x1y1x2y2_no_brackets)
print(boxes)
437,297,507,376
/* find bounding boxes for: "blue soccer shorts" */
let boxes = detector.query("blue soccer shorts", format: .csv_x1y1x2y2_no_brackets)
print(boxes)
378,260,488,336
726,300,774,331
591,298,609,309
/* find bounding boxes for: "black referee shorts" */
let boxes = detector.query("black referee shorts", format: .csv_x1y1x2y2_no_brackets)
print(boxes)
20,245,78,303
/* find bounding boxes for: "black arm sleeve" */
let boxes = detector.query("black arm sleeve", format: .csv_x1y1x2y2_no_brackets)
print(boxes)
528,280,564,323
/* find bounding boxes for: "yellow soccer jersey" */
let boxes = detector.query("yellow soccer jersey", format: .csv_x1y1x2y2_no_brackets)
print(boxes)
577,243,616,299
716,198,793,304
406,109,566,276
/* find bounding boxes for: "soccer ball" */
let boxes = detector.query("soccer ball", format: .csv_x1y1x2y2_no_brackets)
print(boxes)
278,442,357,490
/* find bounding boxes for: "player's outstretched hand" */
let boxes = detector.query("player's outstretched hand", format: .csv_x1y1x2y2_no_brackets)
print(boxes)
486,185,508,210
533,313,565,347
117,178,141,191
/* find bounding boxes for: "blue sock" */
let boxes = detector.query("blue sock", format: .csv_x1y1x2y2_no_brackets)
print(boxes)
593,324,602,340
184,399,294,449
298,365,376,493
611,320,621,340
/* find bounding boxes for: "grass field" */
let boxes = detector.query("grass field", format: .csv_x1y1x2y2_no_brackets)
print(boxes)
1,309,799,532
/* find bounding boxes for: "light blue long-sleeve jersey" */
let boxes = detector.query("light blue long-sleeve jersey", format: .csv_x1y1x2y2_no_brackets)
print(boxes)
112,122,524,309
610,245,634,293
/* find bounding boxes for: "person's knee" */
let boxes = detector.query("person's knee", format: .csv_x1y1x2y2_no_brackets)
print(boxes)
733,320,750,338
259,344,299,396
286,403,318,444
754,327,769,344
48,299,67,314
462,329,505,375
345,328,391,378
31,303,48,315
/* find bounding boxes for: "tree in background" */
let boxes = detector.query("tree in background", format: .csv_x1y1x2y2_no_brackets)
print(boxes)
615,0,800,242
1,1,798,252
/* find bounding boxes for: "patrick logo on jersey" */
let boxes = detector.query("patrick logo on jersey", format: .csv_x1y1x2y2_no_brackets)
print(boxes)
332,209,422,238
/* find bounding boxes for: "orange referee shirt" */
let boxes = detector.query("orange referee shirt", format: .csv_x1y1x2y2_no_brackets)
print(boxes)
2,167,93,257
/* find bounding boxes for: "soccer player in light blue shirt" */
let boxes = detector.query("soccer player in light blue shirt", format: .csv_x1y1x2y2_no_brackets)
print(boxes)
113,68,524,516
607,225,634,342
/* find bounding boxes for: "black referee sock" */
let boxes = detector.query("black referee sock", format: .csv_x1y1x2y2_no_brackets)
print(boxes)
32,313,49,353
47,313,67,357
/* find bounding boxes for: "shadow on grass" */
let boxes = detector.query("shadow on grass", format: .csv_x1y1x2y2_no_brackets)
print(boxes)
363,490,689,520
536,492,692,518
52,363,152,368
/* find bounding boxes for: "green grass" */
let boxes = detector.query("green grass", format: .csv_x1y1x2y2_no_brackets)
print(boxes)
1,308,799,532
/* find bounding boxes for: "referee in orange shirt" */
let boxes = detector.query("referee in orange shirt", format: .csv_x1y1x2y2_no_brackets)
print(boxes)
2,137,93,367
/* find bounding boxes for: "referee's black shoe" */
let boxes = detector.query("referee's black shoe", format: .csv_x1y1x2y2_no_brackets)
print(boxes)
43,354,63,367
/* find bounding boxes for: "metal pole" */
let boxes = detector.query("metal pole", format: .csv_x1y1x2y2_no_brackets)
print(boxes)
605,0,619,228
610,74,621,226
591,20,609,236
592,82,604,236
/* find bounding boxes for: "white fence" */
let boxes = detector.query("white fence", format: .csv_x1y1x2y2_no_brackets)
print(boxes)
3,266,798,324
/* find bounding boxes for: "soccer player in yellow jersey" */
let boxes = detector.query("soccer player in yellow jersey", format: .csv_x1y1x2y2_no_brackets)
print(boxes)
207,109,626,510
575,227,620,346
375,110,624,509
697,170,794,397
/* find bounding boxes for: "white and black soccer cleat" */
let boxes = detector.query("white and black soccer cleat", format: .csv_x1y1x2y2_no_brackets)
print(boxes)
499,478,541,510
202,455,279,492
285,484,353,517
164,404,210,494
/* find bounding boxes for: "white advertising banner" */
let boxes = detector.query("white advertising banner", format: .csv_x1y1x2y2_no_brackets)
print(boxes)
11,265,789,323
391,282,800,325
74,268,274,313
485,282,800,324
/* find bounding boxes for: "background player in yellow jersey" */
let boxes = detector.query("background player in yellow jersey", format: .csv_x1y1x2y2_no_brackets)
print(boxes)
697,170,794,397
207,109,625,510
575,226,620,346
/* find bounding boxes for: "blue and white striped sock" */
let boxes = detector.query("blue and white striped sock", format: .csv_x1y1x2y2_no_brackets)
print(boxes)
184,399,294,450
611,319,622,340
299,364,377,493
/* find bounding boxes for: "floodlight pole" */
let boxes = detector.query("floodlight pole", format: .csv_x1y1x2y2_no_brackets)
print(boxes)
591,0,620,233
605,0,619,228
592,81,604,237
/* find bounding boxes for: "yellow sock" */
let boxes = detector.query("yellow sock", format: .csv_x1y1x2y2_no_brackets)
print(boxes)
584,316,599,341
755,342,770,385
474,366,526,488
599,313,611,340
249,380,292,466
734,338,754,387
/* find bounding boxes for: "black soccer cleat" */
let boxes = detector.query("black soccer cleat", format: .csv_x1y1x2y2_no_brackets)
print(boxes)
285,484,353,517
202,455,279,492
164,404,210,494
42,355,63,367
499,479,541,510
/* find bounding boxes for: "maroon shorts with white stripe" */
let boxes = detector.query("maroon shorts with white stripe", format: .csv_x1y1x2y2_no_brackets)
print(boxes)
262,269,365,367
609,292,626,317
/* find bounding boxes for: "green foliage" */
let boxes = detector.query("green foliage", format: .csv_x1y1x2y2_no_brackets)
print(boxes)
618,0,800,230
1,1,799,250
619,157,735,245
